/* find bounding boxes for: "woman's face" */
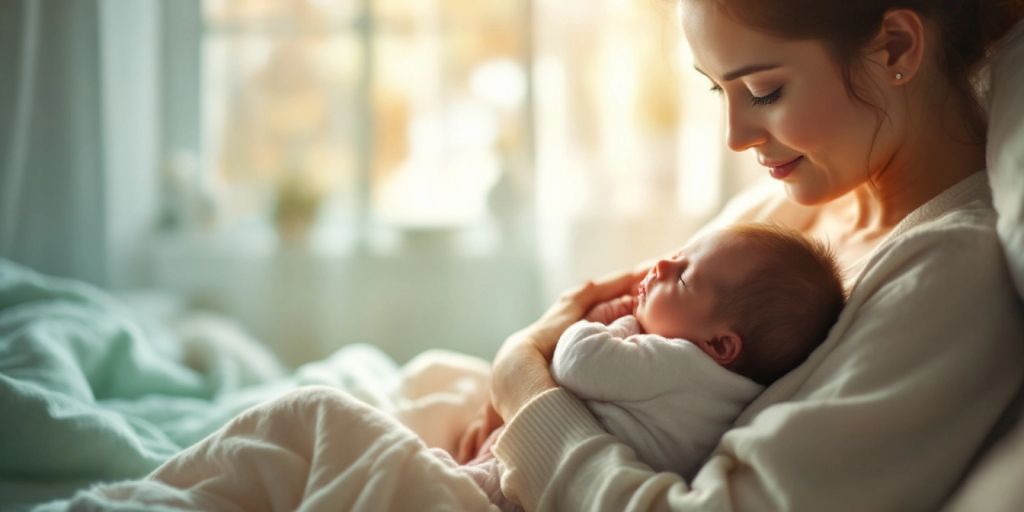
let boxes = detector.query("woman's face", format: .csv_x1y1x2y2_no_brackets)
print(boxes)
680,1,897,205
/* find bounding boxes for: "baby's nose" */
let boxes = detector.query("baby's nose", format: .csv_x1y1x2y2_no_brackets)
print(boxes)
655,259,674,275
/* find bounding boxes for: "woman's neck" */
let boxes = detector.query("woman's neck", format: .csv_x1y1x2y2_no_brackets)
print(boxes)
849,96,986,232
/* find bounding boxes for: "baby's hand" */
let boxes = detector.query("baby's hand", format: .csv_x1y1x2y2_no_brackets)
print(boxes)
584,295,637,324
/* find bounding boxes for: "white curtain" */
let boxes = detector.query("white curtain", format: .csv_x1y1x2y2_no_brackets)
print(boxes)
0,0,160,288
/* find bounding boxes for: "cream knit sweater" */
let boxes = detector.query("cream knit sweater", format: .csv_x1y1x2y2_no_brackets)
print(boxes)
494,172,1024,511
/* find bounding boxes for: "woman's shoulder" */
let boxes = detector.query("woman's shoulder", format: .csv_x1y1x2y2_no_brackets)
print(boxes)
893,170,994,233
864,171,1000,282
890,196,996,253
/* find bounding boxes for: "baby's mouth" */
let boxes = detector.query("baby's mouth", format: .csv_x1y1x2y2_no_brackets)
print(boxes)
638,276,652,303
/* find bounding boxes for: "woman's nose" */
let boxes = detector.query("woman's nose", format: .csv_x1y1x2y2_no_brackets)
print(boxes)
725,100,768,152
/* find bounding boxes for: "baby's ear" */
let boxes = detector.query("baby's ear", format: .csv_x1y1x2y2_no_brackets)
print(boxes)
698,332,742,366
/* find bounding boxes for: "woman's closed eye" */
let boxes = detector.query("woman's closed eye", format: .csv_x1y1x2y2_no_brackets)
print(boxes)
707,84,784,107
751,86,783,107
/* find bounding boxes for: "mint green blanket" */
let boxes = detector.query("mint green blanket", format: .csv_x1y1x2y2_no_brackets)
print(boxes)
0,259,401,510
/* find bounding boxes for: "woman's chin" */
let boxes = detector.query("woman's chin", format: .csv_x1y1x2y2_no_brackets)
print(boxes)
783,183,833,207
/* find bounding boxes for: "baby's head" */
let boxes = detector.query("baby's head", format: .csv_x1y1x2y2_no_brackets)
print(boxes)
634,223,845,386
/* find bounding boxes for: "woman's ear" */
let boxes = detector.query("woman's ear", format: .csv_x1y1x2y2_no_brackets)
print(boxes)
697,332,742,366
871,8,927,85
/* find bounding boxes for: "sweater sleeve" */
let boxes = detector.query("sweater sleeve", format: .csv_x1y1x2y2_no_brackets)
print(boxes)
493,209,1024,511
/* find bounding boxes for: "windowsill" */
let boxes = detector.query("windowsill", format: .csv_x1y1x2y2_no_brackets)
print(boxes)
145,222,542,368
151,217,518,259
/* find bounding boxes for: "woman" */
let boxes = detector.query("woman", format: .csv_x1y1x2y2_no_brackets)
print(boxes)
42,2,1023,510
489,1,1024,510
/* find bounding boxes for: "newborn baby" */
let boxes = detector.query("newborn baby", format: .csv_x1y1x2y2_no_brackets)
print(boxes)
554,223,846,477
445,223,846,509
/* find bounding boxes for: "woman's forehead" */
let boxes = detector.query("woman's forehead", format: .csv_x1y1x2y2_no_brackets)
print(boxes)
680,1,810,79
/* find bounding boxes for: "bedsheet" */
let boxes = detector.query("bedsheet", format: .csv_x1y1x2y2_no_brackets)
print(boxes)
0,259,492,510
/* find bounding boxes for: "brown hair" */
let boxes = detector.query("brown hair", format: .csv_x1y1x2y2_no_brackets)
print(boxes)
697,0,1024,139
714,224,846,386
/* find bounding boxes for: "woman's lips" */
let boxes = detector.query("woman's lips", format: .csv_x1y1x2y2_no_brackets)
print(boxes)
764,156,803,180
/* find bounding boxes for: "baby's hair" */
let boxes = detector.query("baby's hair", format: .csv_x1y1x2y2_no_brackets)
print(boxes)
715,223,846,386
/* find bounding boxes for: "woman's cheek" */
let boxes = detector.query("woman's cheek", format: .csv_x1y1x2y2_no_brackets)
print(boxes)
774,101,835,153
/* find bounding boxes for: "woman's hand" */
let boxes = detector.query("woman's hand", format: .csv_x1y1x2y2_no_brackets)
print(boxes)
490,267,647,422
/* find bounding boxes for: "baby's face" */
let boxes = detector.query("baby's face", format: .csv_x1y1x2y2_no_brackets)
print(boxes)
635,230,758,341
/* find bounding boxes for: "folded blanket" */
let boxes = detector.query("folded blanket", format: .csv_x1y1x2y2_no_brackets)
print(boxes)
0,259,490,510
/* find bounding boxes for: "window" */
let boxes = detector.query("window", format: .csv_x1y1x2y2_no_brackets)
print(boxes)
153,0,762,364
201,0,533,248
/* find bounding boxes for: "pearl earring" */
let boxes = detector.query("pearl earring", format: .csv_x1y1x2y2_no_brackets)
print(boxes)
895,72,904,80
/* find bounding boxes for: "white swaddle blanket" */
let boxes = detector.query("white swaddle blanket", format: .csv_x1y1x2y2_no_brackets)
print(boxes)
552,316,763,478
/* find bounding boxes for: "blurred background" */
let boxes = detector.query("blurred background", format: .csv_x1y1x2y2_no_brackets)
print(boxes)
0,0,761,367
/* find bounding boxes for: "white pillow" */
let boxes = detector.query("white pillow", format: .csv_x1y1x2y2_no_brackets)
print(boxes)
987,19,1024,300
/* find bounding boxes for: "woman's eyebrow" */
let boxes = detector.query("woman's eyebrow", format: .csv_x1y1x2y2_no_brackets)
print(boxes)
694,63,781,82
